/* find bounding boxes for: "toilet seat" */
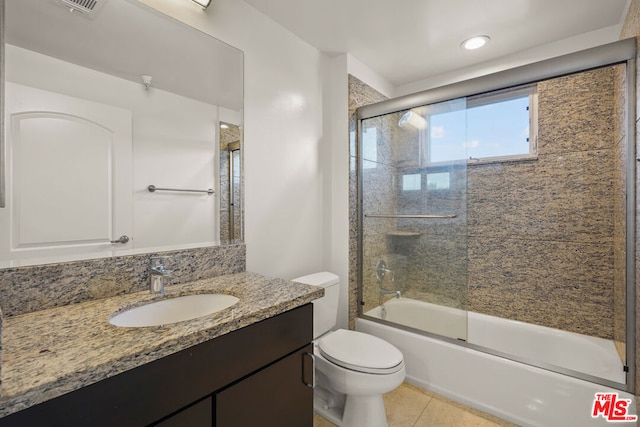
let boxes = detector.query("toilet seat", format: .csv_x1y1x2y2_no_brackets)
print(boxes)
318,329,404,374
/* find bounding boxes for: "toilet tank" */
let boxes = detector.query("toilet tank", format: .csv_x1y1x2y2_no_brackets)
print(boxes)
292,272,340,339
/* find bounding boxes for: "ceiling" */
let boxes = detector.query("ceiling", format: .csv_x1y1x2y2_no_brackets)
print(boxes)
243,0,630,88
5,0,243,110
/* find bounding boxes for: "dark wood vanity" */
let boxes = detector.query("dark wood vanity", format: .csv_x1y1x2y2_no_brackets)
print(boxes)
0,304,314,427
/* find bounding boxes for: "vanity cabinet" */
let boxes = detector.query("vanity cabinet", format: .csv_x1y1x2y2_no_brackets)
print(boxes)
155,397,213,426
215,344,314,426
0,304,313,427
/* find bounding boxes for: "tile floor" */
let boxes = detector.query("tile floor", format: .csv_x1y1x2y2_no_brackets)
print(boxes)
313,382,518,427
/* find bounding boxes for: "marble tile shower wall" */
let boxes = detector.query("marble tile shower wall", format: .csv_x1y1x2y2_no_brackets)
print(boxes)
360,115,400,313
465,67,620,339
348,75,390,327
0,244,246,317
350,66,624,340
395,132,469,308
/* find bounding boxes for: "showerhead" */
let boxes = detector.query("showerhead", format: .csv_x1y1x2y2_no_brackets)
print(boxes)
398,111,427,129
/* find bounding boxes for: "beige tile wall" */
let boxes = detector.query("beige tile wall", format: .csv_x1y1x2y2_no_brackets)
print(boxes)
467,66,621,339
348,75,389,328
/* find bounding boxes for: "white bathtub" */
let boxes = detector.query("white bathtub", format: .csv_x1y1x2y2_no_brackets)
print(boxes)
359,298,636,427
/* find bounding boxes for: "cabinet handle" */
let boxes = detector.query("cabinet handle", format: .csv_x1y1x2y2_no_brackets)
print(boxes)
302,352,315,389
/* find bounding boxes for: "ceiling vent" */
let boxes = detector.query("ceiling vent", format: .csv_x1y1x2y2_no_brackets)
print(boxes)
57,0,106,18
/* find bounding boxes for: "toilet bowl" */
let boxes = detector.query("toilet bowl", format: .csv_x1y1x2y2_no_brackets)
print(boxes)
293,272,406,427
315,329,406,427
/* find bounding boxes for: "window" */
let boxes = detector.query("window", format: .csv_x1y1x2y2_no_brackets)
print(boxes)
426,172,450,190
426,85,537,164
361,127,378,169
402,173,421,191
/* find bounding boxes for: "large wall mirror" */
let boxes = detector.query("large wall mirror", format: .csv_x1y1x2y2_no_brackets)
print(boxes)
0,0,243,268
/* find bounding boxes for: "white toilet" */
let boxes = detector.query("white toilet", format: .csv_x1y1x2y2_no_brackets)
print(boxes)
293,272,406,427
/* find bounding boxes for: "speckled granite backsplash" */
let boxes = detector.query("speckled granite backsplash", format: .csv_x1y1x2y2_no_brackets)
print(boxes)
0,243,246,317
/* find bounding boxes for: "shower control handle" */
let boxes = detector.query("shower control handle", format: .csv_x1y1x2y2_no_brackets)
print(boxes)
376,259,394,282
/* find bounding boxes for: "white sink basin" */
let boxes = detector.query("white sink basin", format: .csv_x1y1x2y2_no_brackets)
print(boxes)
109,294,239,327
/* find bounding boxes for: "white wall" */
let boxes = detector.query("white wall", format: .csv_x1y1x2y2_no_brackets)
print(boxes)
139,0,328,280
324,54,349,329
322,54,396,329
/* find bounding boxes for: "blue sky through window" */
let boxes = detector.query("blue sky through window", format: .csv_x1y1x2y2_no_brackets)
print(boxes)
429,95,530,163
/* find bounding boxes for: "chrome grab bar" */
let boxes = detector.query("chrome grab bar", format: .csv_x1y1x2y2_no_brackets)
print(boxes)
148,185,214,195
365,213,457,219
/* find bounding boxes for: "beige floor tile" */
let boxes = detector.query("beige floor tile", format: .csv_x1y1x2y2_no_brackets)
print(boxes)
414,398,505,427
313,413,337,427
399,382,435,398
429,395,518,427
313,382,515,427
384,383,432,427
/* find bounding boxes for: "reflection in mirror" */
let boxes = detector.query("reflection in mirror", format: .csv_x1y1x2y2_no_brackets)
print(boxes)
219,122,243,242
0,0,243,268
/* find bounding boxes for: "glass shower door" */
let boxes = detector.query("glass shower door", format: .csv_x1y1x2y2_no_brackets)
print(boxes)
359,98,469,341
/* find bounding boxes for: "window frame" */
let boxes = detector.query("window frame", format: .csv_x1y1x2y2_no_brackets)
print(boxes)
424,84,538,166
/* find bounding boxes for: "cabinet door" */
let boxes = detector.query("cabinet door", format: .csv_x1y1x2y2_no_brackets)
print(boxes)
215,344,313,427
154,397,213,427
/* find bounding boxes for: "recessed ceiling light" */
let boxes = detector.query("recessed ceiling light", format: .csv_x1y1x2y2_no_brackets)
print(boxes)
461,35,490,50
220,123,229,129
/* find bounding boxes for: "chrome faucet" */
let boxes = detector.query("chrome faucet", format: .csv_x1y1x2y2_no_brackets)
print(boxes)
376,259,401,299
380,287,401,299
150,256,173,295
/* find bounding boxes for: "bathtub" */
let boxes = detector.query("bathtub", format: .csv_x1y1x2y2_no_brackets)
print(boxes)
358,298,636,427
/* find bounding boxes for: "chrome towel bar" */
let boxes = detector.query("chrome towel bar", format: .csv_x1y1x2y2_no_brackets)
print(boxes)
148,185,214,195
365,214,457,219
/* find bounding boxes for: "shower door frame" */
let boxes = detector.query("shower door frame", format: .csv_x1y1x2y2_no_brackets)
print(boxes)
356,38,637,393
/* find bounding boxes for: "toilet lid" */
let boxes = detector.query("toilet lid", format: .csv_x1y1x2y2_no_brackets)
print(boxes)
318,329,404,374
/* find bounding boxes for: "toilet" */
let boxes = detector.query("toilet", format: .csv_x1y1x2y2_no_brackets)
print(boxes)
293,272,405,427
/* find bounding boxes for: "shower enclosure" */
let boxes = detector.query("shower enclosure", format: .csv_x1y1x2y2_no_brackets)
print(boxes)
356,39,636,392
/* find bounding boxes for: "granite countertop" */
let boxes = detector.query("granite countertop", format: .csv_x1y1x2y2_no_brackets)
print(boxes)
0,272,323,418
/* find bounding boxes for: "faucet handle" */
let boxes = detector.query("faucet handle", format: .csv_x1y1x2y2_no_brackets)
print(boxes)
150,255,170,265
376,259,395,282
150,256,173,274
